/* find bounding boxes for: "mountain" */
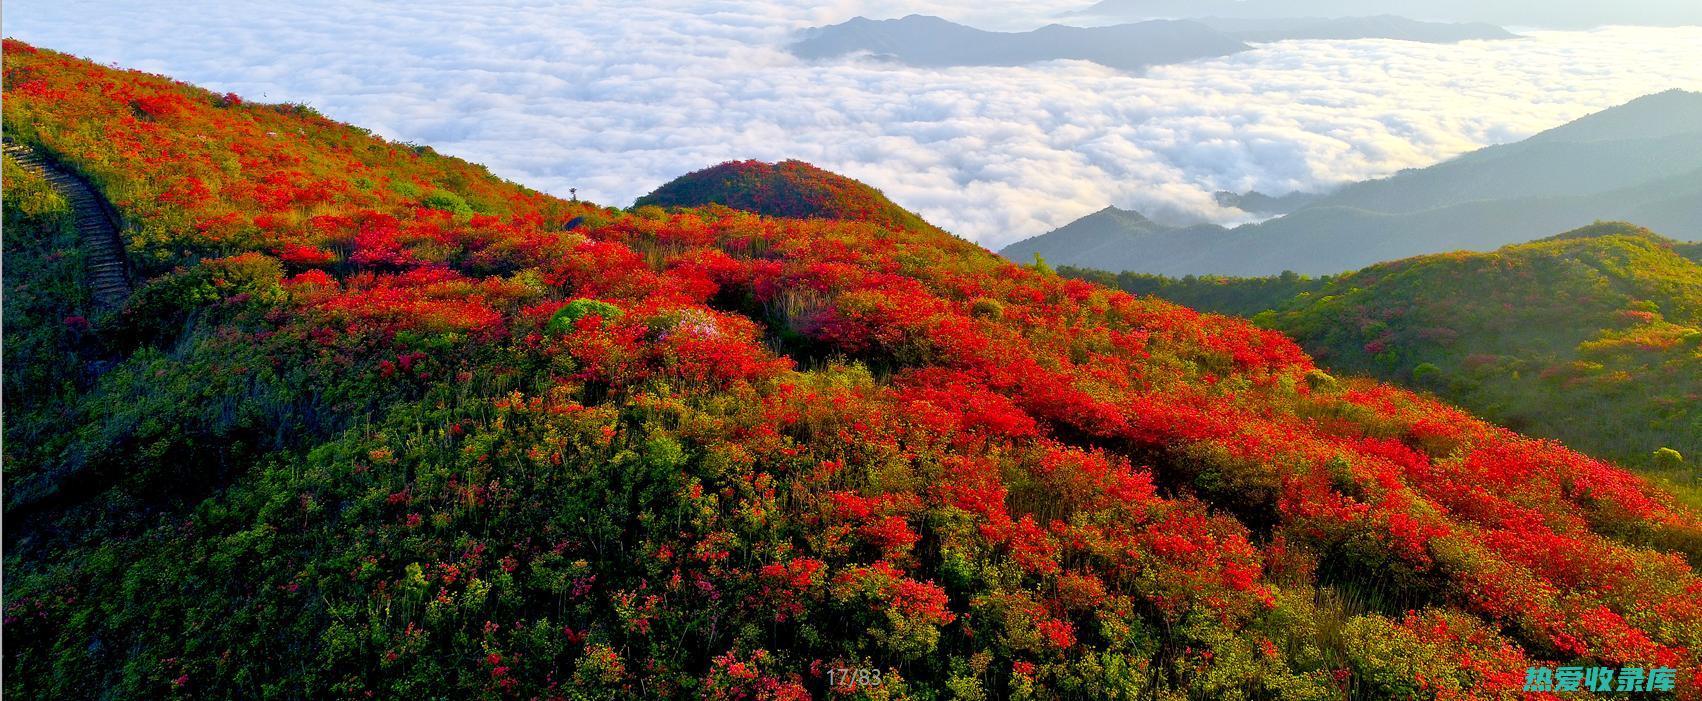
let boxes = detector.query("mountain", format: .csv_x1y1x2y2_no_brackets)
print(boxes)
1300,90,1702,214
1001,205,1225,267
8,40,1702,700
633,159,933,233
1061,222,1702,483
1079,0,1702,29
1213,188,1322,215
793,15,1251,71
1003,205,1163,264
1002,90,1702,276
1196,15,1517,42
792,14,1514,74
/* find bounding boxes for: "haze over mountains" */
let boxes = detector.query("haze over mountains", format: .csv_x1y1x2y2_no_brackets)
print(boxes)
1003,89,1702,276
1213,189,1321,216
1079,0,1702,29
795,14,1516,72
793,16,1250,71
1194,15,1515,42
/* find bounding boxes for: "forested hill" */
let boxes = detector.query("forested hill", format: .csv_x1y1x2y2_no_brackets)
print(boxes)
633,159,938,235
6,41,1702,700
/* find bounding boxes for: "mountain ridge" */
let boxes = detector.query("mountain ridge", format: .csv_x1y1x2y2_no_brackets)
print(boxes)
1195,14,1517,42
1003,89,1702,276
792,13,1517,74
794,15,1252,72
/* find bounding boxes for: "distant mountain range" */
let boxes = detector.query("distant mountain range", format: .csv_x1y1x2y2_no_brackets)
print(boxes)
793,15,1249,71
793,14,1514,72
1078,0,1702,29
1195,15,1515,42
1003,89,1702,276
1213,189,1321,216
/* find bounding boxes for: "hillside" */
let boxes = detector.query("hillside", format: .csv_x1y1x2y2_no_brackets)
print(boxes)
793,15,1250,72
7,41,1702,700
1003,90,1702,276
1062,223,1702,482
1005,205,1163,262
1001,205,1225,270
632,159,935,234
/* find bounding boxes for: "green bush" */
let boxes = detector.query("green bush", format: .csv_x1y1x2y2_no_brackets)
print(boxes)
1304,369,1338,392
1412,362,1442,385
2,155,68,217
547,298,624,334
969,297,1005,320
420,189,472,216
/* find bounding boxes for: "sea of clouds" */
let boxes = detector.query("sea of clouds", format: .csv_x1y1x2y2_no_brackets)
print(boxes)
5,0,1701,249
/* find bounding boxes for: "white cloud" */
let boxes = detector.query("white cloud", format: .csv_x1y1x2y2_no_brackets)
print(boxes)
4,1,1701,249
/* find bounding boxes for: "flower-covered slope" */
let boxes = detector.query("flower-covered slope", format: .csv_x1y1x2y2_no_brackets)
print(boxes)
1263,224,1702,474
1062,223,1702,486
4,41,1701,700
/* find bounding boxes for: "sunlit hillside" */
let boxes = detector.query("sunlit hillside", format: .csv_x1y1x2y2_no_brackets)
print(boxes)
1062,223,1702,498
635,159,938,235
5,41,1701,700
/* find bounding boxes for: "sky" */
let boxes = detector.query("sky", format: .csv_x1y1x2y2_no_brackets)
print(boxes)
5,1,1701,249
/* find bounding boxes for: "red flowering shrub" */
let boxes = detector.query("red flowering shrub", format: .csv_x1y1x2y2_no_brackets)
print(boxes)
131,92,190,118
277,242,337,266
634,159,935,234
830,562,956,661
5,40,1700,701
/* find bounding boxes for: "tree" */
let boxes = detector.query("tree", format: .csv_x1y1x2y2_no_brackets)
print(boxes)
1030,253,1054,275
1652,447,1687,484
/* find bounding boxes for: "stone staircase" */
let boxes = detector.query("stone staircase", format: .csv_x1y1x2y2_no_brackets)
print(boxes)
4,139,132,307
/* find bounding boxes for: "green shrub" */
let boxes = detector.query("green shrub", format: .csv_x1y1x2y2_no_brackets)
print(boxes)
2,155,68,217
631,204,667,221
1653,447,1685,471
421,189,472,216
1412,362,1442,385
1304,369,1338,392
547,298,623,334
1030,253,1054,275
